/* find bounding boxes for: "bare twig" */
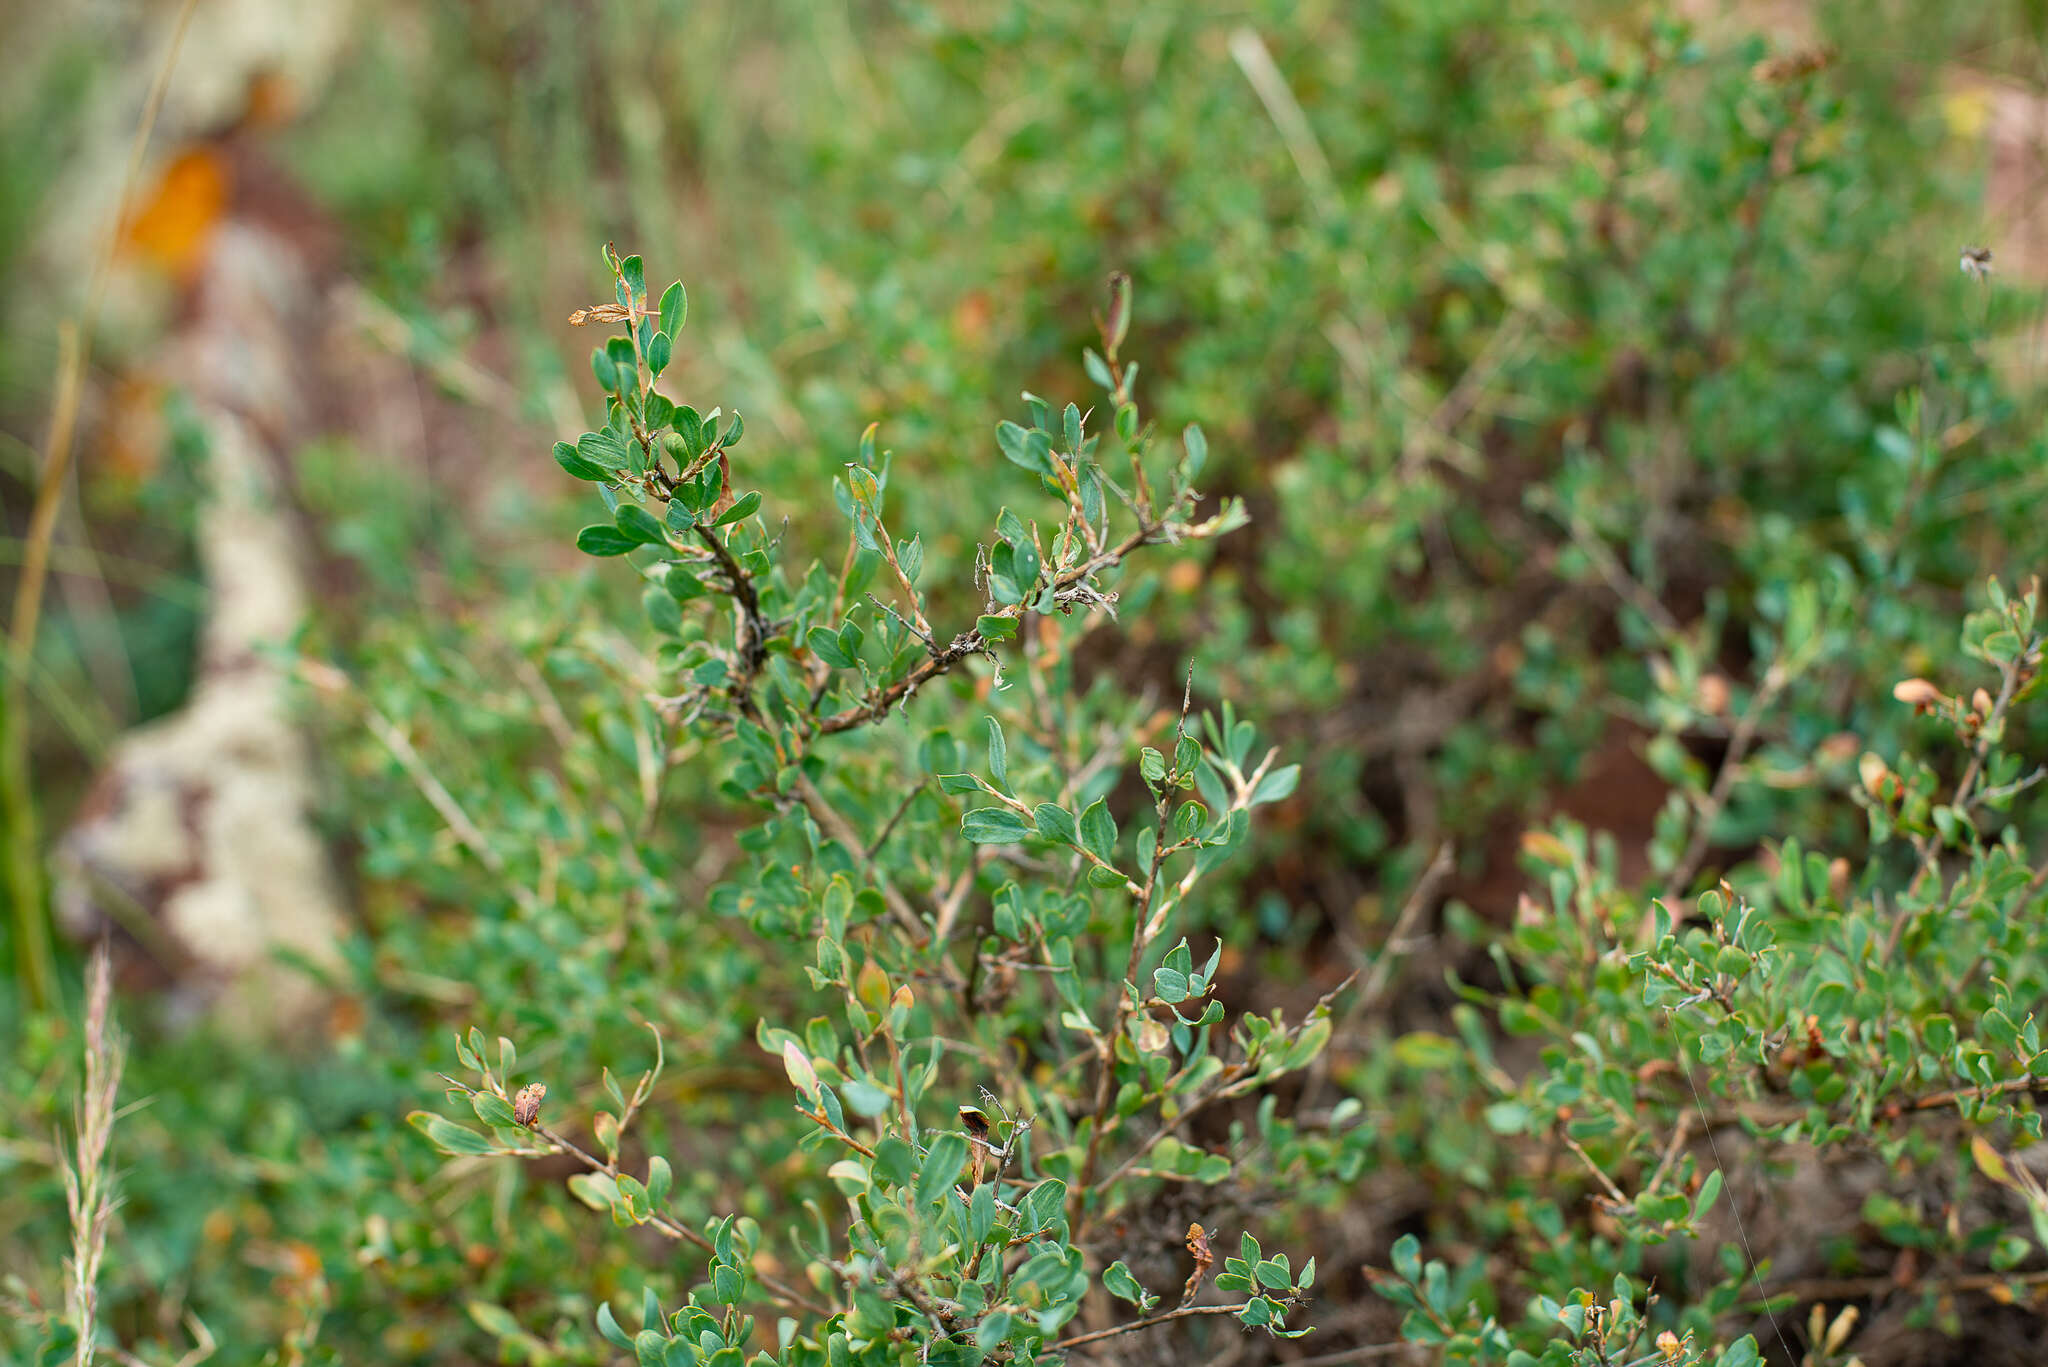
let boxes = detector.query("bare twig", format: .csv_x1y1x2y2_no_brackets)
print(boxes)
931,850,992,946
794,773,926,942
1763,1266,2048,1306
1665,661,1790,898
1900,628,2042,911
1559,1128,1629,1209
815,526,1156,736
509,1111,830,1317
545,1118,828,1314
326,673,540,916
1552,502,1684,642
1073,679,1196,1225
1647,1111,1695,1197
1277,1341,1427,1367
511,655,577,752
1356,843,1453,1016
1227,28,1337,223
1055,1302,1253,1351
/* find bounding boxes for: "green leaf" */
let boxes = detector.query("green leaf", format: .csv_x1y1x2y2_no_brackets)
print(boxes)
1103,1261,1153,1309
1483,1101,1530,1134
647,330,672,376
614,504,669,545
1390,1233,1422,1284
780,1041,819,1099
1033,803,1078,846
807,627,853,669
1024,1177,1067,1228
577,526,640,557
1079,799,1117,858
716,491,762,526
577,520,638,553
985,716,1009,787
468,1301,521,1338
978,613,1018,641
658,281,686,337
841,1078,892,1118
675,406,706,460
918,1133,969,1206
643,587,683,635
408,1111,496,1156
596,1302,634,1349
471,1091,517,1129
1251,764,1300,805
567,1172,618,1211
554,440,610,481
974,1311,1013,1353
665,563,705,600
874,1136,916,1187
1182,423,1208,478
996,420,1055,475
1694,1168,1723,1220
962,808,1033,844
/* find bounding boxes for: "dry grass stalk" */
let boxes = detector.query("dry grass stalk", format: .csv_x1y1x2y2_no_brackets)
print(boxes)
62,944,127,1367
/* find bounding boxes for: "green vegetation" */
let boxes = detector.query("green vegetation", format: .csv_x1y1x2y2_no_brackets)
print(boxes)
6,3,2048,1365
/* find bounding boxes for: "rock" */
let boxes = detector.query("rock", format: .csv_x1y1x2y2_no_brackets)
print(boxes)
55,205,347,1036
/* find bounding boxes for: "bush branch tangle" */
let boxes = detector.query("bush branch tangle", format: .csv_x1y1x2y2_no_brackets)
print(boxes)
1386,579,2048,1364
409,253,1334,1364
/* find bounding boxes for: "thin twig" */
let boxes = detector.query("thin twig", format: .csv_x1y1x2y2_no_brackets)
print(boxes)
795,773,926,941
1356,843,1453,1016
1227,28,1337,223
1646,1111,1695,1197
1553,504,1684,642
1073,678,1194,1227
1901,630,2041,911
346,684,540,916
527,1119,832,1317
1665,661,1790,898
1277,1341,1426,1367
815,527,1153,736
931,851,990,946
1559,1129,1629,1208
511,655,577,752
1055,1302,1251,1350
1763,1266,2048,1305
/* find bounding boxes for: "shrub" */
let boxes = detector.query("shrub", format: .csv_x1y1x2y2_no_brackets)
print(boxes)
1369,578,2048,1364
8,5,2048,1365
405,252,1337,1362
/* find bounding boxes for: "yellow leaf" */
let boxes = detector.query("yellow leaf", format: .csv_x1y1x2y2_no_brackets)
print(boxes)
1971,1135,2014,1187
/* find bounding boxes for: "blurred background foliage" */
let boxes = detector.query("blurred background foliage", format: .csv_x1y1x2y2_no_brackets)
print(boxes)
6,0,2048,1363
